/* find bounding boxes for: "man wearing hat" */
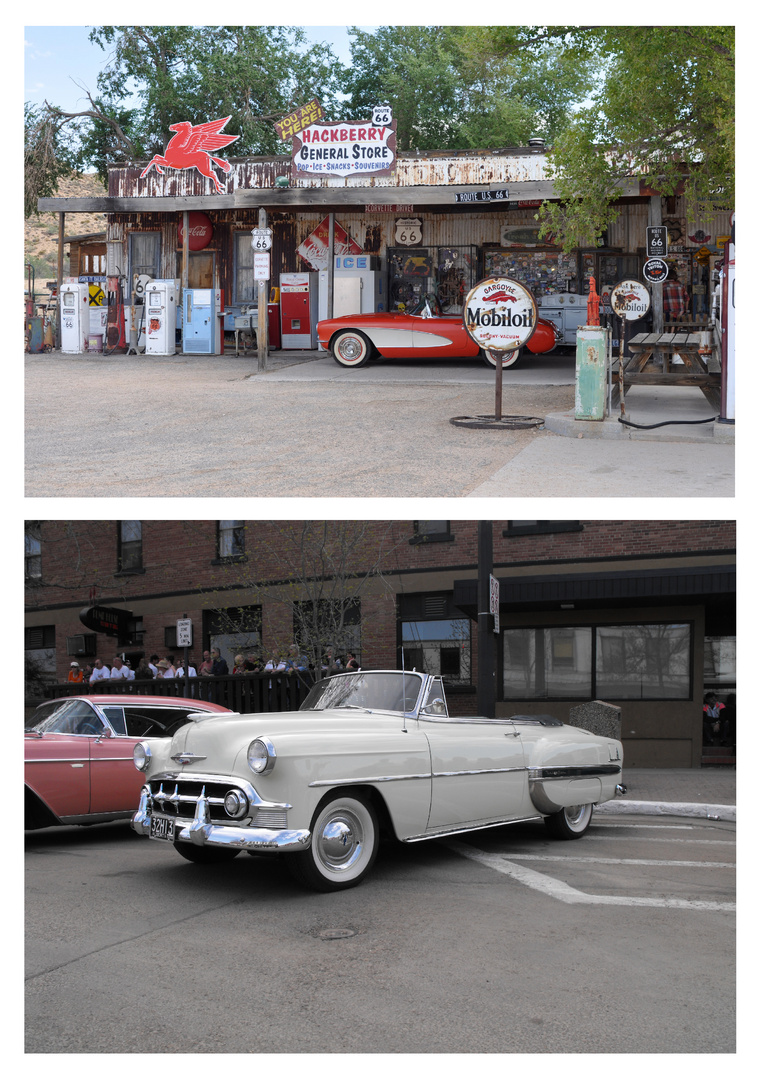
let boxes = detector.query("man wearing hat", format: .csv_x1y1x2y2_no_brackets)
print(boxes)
67,661,84,683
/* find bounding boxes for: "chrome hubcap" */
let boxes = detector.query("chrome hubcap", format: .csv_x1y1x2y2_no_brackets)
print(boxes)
564,804,588,828
338,337,362,361
317,811,363,871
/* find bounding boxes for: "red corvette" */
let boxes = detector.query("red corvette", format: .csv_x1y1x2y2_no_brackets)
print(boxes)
317,293,560,369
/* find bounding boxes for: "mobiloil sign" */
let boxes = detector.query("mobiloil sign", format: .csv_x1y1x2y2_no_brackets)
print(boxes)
462,278,538,354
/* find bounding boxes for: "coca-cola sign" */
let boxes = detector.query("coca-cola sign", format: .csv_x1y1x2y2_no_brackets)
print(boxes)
177,211,214,251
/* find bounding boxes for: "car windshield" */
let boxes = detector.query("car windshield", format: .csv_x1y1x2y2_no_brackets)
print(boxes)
25,699,106,736
300,672,424,714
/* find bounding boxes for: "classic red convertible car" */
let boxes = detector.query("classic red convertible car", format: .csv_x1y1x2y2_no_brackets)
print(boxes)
25,695,231,830
317,293,560,369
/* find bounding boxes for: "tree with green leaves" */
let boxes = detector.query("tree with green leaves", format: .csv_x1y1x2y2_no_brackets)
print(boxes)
512,26,735,250
340,26,595,152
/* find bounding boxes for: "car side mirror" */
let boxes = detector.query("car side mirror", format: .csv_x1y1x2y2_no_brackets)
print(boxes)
422,698,447,715
96,728,113,741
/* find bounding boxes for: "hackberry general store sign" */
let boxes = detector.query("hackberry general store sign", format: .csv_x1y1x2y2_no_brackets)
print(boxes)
291,117,397,179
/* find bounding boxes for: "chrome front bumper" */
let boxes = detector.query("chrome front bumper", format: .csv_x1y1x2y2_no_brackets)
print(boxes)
131,786,311,852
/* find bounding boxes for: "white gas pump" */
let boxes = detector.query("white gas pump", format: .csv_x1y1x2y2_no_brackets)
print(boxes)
59,282,89,354
145,280,178,355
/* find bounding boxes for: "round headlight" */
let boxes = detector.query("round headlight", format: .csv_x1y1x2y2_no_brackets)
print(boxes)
133,742,152,772
247,736,276,775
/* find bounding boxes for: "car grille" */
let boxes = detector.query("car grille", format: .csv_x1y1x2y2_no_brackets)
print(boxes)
146,776,287,829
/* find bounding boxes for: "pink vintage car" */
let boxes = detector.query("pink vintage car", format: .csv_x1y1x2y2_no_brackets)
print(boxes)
25,695,231,830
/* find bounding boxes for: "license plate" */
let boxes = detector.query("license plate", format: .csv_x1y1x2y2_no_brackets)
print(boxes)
149,815,175,842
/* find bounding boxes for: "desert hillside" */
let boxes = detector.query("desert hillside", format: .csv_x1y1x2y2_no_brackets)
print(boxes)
25,172,107,294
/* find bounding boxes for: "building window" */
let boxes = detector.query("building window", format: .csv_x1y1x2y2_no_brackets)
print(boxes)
234,232,256,304
117,521,143,572
128,232,160,289
503,521,583,536
595,624,691,700
118,617,144,647
503,627,592,700
400,592,470,685
410,521,454,544
215,521,246,562
25,522,42,580
502,621,692,701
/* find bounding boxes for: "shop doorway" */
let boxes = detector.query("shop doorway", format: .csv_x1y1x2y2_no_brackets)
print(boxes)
179,251,216,289
387,246,478,314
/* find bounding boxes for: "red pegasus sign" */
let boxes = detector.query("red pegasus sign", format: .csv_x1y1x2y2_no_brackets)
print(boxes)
140,116,240,193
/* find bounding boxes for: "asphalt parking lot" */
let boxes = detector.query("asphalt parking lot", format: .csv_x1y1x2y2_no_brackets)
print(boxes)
25,810,735,1054
25,348,734,498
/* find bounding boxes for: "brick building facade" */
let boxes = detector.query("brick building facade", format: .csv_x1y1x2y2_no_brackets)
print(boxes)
25,519,735,768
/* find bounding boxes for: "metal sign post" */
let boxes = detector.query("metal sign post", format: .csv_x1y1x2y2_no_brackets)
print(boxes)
610,279,652,417
454,277,540,429
252,213,272,371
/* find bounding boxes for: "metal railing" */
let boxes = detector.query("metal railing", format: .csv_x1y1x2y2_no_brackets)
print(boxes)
43,672,314,713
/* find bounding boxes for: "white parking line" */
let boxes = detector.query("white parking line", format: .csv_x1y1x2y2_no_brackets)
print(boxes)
444,840,736,911
495,853,735,869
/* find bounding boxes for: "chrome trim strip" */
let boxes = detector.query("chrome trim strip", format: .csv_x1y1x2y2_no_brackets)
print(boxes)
528,764,621,779
432,766,527,778
404,815,543,843
309,772,431,788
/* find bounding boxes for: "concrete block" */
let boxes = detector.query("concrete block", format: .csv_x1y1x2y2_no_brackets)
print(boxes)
569,699,621,740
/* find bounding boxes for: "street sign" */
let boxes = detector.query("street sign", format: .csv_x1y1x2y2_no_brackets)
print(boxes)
176,619,193,647
251,227,273,251
489,574,500,634
253,252,271,281
646,226,668,257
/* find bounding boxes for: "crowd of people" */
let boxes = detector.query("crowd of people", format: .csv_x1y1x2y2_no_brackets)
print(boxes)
67,645,361,686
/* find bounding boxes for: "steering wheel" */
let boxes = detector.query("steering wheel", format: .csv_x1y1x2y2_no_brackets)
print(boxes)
411,293,444,318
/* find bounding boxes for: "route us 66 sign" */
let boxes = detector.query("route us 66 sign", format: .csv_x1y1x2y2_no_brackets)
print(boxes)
251,227,273,251
395,218,422,246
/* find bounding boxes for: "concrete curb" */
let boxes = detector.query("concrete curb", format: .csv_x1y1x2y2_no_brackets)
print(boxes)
595,799,736,821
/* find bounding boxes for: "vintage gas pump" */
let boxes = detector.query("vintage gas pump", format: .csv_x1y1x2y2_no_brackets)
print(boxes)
59,282,89,354
145,281,178,355
182,288,224,354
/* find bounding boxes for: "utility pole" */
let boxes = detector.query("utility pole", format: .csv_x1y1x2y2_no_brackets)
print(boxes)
476,521,496,717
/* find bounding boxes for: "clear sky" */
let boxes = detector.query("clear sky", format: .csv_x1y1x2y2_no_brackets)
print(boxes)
24,25,378,113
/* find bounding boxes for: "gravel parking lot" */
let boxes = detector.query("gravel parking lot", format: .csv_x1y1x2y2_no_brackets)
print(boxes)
25,350,734,498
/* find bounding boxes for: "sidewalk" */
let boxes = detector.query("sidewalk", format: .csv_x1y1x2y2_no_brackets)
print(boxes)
595,767,736,821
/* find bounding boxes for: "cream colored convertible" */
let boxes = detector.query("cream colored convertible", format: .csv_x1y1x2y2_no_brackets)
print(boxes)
131,670,624,891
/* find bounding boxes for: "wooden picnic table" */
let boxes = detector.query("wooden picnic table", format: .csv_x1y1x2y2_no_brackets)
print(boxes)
612,330,721,412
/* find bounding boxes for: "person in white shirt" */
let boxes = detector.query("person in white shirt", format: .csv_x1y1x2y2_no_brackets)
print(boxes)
176,662,197,678
89,659,111,683
110,656,129,680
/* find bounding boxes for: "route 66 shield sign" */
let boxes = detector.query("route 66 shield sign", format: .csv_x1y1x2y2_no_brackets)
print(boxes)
395,218,422,246
372,104,393,126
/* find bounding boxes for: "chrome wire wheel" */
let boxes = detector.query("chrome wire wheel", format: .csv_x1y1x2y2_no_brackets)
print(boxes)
289,793,379,891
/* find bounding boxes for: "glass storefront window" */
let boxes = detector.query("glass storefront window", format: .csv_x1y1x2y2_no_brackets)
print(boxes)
503,622,692,701
596,624,691,700
402,617,471,684
503,627,592,700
